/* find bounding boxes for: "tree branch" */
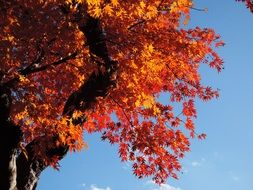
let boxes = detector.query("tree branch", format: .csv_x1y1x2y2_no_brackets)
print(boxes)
15,8,119,190
20,51,79,76
4,51,80,90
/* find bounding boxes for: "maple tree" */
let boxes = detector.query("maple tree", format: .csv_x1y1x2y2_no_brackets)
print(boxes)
237,0,253,12
0,0,228,189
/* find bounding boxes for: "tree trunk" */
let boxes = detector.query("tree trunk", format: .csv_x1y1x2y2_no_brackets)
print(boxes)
0,72,17,188
0,5,118,189
0,89,22,189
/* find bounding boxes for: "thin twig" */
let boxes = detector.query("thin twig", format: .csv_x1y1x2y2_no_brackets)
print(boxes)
188,6,207,12
165,63,200,91
128,20,146,30
109,95,135,128
21,41,45,74
127,0,166,31
20,51,79,75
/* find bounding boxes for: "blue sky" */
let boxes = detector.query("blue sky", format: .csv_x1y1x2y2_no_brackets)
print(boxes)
38,1,253,190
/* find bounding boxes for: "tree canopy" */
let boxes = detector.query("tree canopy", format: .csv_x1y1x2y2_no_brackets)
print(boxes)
0,0,230,189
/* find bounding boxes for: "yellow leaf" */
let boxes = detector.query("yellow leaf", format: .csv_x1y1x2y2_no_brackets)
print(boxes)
104,5,114,16
148,44,154,53
140,1,146,9
90,7,102,18
183,15,190,25
111,0,119,7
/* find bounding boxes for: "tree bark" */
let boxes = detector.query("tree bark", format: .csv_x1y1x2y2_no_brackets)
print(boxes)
0,83,22,190
0,5,118,190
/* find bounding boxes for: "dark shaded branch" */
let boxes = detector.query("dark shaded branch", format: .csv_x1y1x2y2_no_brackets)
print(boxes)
63,15,118,118
20,51,79,76
79,15,111,63
63,61,118,117
4,51,79,90
16,9,118,190
20,41,45,75
128,19,146,30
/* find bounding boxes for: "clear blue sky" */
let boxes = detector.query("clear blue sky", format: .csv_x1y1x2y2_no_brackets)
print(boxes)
38,1,253,190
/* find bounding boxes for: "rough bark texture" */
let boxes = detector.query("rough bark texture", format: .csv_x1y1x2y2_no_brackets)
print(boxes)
0,4,118,190
0,82,22,190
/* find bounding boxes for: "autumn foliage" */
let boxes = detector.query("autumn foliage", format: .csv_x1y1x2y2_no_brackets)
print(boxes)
237,0,253,12
0,0,225,188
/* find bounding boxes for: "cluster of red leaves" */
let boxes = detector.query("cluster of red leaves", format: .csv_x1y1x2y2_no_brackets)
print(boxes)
237,0,253,12
0,0,224,184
